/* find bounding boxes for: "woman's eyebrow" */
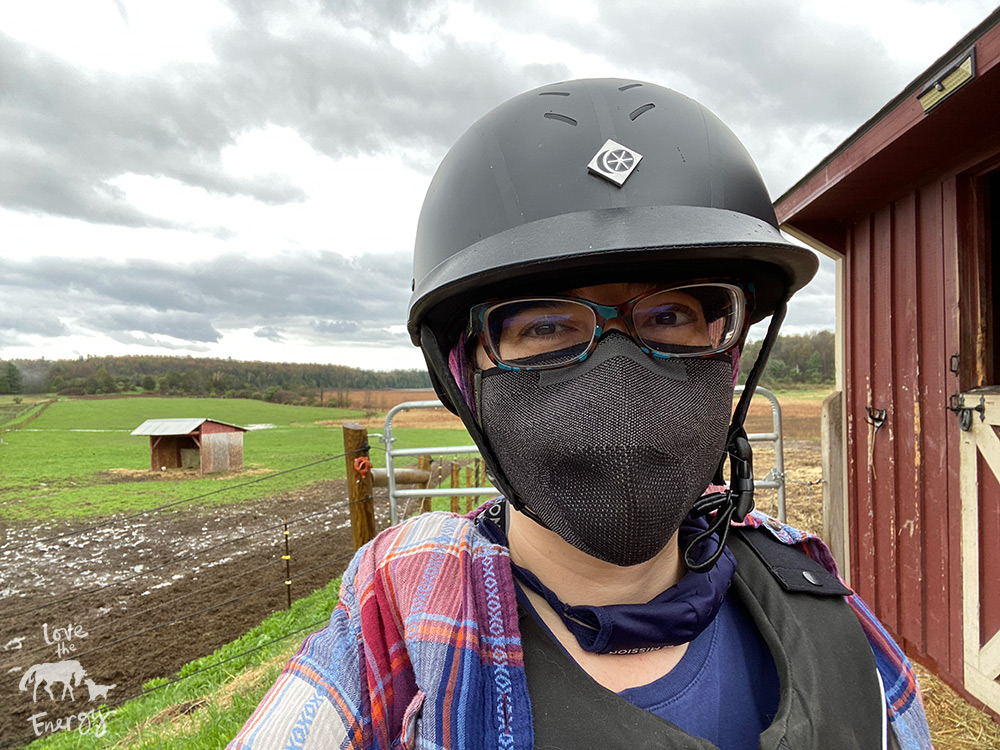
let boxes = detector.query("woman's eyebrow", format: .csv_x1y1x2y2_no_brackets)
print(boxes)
562,284,659,297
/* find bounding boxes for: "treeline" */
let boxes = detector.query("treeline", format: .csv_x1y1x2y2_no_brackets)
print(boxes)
738,330,835,388
8,355,431,401
0,362,24,394
6,331,834,399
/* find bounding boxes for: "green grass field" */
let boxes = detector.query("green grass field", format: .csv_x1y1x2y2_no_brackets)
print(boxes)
0,396,474,521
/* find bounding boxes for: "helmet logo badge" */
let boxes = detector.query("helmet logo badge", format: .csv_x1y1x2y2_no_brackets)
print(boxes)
588,139,643,187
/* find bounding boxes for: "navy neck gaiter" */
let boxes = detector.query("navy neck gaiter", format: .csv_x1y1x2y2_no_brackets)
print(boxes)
478,505,736,654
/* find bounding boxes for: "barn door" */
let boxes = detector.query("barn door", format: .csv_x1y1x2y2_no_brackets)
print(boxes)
960,390,1000,712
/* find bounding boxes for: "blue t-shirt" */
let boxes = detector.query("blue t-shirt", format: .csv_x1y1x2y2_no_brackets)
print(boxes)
617,592,780,749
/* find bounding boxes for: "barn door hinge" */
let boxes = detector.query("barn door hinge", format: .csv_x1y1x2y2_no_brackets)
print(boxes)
947,393,986,431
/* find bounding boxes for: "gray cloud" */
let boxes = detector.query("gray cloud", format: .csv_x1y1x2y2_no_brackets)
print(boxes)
1,0,900,231
104,332,213,351
0,309,68,337
316,0,445,36
112,0,129,23
0,31,306,229
254,326,285,341
0,4,568,230
313,320,361,335
85,308,223,342
0,250,414,350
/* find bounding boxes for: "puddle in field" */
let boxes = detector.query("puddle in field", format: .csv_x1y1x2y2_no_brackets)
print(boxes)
19,428,131,432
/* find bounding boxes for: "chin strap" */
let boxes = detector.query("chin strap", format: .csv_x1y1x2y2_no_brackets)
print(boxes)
685,297,789,573
685,431,754,572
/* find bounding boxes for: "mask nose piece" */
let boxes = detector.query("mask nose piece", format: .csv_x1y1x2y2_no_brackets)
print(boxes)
537,330,688,387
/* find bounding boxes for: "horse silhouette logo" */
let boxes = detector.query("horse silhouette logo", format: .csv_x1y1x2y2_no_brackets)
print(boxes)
84,678,116,702
18,660,87,702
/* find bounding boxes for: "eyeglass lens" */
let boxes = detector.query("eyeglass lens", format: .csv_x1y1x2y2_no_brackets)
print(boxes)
484,284,742,369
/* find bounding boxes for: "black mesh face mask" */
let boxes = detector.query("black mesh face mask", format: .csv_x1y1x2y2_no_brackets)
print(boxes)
479,332,734,566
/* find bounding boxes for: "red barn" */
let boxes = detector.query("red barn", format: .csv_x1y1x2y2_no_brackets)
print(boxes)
131,418,246,474
775,10,1000,717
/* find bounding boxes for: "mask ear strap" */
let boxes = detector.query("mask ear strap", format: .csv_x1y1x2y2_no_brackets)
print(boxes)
691,297,788,572
419,323,549,527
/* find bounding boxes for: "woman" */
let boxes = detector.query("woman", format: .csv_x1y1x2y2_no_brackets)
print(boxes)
231,79,931,749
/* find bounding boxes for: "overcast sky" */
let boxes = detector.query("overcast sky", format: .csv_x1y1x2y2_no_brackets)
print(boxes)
2,0,996,371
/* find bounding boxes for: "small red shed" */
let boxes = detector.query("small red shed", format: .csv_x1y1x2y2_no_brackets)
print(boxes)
775,10,1000,717
131,418,247,474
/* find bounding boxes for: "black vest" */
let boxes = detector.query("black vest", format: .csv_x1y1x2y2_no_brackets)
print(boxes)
522,526,884,749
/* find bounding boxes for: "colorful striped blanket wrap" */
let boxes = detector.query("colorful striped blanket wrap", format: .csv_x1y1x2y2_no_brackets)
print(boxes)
229,505,932,749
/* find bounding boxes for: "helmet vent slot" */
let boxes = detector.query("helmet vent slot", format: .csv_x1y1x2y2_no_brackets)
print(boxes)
618,83,643,91
539,91,571,96
543,112,578,126
629,103,655,121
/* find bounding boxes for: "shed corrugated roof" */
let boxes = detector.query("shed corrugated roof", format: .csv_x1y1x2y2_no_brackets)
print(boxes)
131,418,245,436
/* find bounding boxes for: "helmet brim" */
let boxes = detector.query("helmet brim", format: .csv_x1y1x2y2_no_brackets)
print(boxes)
408,204,819,345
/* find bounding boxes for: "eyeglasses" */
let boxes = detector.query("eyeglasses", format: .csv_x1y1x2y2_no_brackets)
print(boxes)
470,282,749,372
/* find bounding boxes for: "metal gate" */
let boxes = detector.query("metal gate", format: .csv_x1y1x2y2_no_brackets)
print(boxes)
960,390,1000,713
380,400,499,525
380,386,787,526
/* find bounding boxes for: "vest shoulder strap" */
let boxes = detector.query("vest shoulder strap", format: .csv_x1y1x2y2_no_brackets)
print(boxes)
728,526,884,749
731,524,850,596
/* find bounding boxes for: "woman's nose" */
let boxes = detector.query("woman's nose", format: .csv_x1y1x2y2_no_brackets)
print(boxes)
602,316,630,334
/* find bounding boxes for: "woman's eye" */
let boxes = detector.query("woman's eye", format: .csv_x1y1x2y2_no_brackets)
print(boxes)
522,319,566,337
651,305,696,326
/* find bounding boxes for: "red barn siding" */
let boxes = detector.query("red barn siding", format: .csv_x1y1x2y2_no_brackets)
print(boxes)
893,193,922,651
842,176,973,692
916,180,952,673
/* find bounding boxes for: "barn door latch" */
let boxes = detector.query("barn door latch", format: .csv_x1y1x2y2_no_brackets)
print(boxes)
948,393,985,431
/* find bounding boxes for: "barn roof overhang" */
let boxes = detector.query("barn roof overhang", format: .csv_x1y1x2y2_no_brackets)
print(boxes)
775,8,1000,251
131,418,246,436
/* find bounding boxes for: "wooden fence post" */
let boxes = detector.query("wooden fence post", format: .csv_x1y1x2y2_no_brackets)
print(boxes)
451,461,461,513
343,422,376,551
418,455,432,515
466,466,473,513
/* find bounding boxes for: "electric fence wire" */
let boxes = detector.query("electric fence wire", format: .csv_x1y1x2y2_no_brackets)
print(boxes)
69,554,352,662
12,521,361,662
1,447,365,554
119,529,349,623
0,492,372,620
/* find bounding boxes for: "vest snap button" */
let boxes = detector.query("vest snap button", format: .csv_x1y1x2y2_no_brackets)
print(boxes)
802,570,822,586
